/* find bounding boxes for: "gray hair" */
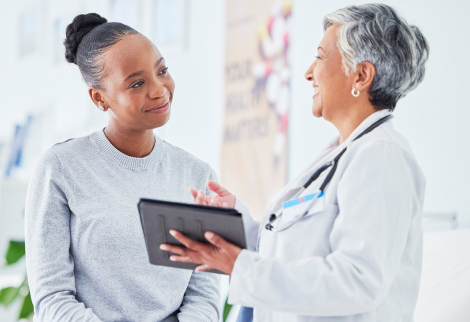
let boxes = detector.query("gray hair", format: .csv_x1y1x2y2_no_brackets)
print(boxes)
324,4,429,111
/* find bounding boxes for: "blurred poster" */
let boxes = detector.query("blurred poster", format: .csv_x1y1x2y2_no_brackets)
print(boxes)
221,0,292,218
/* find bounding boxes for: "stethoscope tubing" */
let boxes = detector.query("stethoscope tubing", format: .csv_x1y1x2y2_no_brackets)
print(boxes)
266,114,393,232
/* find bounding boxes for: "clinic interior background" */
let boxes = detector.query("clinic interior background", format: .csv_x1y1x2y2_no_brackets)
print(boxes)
0,0,469,320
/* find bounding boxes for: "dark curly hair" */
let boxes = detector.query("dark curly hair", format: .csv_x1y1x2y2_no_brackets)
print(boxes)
64,13,139,89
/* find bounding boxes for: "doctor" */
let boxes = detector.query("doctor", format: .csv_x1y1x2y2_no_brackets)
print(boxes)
161,4,429,321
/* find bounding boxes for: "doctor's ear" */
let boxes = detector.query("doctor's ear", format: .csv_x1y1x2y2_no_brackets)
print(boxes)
88,87,107,111
352,62,375,94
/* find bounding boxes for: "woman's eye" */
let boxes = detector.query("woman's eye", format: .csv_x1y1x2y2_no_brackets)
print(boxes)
315,56,322,60
159,67,169,75
131,81,144,88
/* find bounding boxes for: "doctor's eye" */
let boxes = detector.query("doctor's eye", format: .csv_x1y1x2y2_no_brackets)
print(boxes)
158,66,169,75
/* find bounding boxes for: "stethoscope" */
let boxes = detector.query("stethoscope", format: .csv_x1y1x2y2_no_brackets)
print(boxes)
265,115,393,232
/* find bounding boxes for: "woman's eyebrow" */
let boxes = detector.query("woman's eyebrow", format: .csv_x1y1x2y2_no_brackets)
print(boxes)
124,57,165,81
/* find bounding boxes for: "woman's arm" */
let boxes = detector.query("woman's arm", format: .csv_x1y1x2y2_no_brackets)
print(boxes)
25,150,103,322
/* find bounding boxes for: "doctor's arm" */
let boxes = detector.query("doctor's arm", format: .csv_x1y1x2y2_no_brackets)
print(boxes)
25,150,103,322
227,141,423,316
167,142,423,316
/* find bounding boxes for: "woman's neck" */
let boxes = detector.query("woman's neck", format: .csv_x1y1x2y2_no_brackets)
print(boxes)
103,122,155,158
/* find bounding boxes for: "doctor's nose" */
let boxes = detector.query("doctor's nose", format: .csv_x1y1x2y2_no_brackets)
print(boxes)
304,61,316,81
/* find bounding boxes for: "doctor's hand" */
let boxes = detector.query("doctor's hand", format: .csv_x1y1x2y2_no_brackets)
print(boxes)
189,180,236,209
160,230,242,275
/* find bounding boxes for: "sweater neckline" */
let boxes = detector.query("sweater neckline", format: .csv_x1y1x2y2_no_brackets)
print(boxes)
91,128,164,171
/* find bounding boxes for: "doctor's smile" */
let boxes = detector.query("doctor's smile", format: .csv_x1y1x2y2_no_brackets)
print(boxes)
163,3,429,322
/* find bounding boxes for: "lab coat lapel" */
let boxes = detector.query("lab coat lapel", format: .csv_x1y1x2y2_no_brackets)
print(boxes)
263,110,391,218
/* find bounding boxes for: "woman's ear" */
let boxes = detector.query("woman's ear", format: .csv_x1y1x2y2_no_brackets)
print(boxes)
88,87,107,110
353,62,375,93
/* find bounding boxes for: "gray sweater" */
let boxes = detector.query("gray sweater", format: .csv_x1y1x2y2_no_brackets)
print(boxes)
25,129,221,322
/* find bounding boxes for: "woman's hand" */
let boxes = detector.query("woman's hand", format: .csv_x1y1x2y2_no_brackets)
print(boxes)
160,230,242,274
189,180,236,209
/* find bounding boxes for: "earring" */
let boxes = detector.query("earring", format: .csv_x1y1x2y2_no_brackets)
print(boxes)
99,106,105,111
351,88,360,97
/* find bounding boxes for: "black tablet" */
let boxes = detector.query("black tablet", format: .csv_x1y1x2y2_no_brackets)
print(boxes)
138,198,247,275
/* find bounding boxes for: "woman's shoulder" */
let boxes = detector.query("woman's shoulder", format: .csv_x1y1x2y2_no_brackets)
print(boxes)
161,140,213,172
37,133,96,171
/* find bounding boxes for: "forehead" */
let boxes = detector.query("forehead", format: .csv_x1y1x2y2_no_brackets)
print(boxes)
319,25,340,51
102,34,162,79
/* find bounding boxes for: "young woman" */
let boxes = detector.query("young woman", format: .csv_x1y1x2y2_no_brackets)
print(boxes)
25,13,220,322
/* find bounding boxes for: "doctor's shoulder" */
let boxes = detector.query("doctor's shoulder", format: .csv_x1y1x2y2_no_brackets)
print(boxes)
345,125,425,181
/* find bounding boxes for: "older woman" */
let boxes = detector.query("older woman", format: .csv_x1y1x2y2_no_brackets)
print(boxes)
25,13,220,322
162,4,429,322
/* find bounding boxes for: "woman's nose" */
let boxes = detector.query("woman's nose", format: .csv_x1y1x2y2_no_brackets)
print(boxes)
149,77,167,99
304,61,315,81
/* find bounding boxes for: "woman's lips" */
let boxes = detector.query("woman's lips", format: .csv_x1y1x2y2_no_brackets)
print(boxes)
146,101,170,114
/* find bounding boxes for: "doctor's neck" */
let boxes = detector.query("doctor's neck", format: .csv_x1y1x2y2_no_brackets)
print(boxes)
334,103,378,145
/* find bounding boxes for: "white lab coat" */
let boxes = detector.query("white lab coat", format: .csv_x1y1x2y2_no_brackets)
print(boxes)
229,110,426,322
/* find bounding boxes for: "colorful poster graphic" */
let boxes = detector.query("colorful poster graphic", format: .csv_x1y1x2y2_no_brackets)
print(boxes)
221,0,292,218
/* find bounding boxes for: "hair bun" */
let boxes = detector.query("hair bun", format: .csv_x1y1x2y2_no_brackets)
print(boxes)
64,13,107,64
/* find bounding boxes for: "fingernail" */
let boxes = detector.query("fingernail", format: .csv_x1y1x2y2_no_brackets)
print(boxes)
160,245,167,250
169,230,177,236
206,232,214,239
170,256,176,261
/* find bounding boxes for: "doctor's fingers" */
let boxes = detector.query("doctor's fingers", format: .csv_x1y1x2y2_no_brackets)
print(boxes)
205,232,240,255
169,255,202,264
207,180,231,197
195,264,212,273
169,230,206,250
160,244,188,256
